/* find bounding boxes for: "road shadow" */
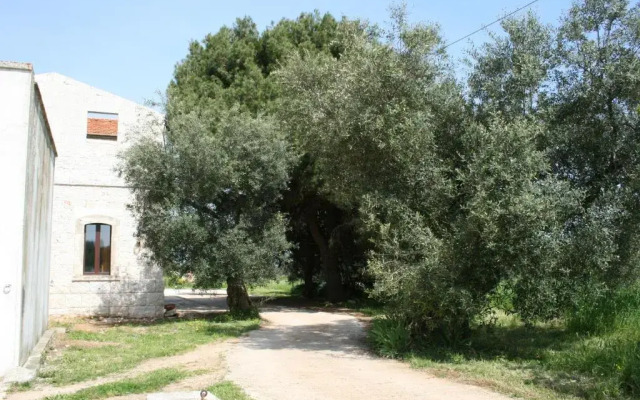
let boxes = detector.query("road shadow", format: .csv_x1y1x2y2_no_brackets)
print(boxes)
238,309,370,357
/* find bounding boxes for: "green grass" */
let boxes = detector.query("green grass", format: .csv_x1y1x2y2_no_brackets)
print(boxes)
44,368,195,400
249,278,301,297
208,381,253,400
367,284,640,400
381,310,640,400
41,314,260,386
9,381,33,392
163,273,194,289
334,297,385,316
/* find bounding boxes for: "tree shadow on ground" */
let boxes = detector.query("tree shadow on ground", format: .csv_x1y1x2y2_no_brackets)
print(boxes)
239,309,370,357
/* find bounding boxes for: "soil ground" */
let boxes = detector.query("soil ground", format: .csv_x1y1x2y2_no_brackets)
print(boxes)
227,307,509,400
6,293,510,400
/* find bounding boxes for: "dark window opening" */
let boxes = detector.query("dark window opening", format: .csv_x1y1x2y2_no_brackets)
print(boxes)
84,223,111,275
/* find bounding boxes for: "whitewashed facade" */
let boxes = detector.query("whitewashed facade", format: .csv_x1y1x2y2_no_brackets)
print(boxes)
0,62,56,376
36,73,165,318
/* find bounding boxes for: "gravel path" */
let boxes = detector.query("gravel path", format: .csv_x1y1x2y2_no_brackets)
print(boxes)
227,308,509,400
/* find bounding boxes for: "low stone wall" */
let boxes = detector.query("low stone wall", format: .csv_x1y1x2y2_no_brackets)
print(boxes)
49,278,164,317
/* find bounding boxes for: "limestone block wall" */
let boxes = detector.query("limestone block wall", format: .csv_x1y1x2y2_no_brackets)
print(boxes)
36,72,165,318
48,185,164,317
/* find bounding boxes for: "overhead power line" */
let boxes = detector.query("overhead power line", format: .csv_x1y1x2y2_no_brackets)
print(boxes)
441,0,541,50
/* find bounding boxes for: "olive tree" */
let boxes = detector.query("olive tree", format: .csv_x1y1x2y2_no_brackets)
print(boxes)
119,109,292,312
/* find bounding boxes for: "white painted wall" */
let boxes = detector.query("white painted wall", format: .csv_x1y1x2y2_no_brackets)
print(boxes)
0,62,56,376
36,73,165,318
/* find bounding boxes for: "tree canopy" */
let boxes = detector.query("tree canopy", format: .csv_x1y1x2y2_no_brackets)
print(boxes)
121,0,640,335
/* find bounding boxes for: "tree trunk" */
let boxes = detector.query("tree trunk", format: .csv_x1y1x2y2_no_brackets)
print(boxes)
306,212,345,302
226,277,252,313
300,239,317,298
323,249,344,302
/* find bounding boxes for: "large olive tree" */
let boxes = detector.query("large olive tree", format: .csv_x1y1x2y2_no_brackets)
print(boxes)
119,109,292,312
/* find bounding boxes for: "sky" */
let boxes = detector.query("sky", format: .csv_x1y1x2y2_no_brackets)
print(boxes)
1,0,575,104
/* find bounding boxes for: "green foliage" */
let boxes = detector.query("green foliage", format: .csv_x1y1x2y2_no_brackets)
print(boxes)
276,15,456,209
547,0,640,287
120,108,292,295
134,0,640,360
468,11,554,120
169,12,342,117
369,317,411,358
167,11,363,301
163,271,193,289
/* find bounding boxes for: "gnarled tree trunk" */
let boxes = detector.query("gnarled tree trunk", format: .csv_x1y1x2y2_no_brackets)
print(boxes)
226,277,252,313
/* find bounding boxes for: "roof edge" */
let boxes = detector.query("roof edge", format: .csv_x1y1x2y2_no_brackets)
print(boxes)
34,83,58,157
35,72,164,117
0,61,33,71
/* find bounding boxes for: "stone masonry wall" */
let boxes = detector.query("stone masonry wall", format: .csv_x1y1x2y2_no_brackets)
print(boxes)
48,185,164,317
36,73,165,318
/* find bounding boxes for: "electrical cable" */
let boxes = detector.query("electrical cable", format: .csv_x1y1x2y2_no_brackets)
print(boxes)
440,0,541,50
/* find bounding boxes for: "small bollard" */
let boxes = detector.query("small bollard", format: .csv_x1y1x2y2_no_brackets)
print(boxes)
200,390,208,399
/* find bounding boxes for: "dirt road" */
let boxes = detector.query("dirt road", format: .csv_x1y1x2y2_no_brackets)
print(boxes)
227,308,509,400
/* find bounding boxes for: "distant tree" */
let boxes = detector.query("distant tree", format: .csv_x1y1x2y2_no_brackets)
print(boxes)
468,11,554,121
468,0,640,320
547,0,640,300
119,110,292,313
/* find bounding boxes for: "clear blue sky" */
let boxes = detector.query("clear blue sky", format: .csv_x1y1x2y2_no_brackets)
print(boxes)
1,0,574,104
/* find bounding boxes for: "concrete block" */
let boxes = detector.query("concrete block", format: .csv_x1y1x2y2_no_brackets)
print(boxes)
147,392,218,400
2,328,61,384
2,367,36,384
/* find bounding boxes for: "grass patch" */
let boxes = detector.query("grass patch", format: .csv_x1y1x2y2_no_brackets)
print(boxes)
406,318,581,400
163,272,194,289
374,310,639,400
41,314,259,386
9,382,33,393
249,278,301,297
335,297,385,316
45,368,195,400
208,381,253,400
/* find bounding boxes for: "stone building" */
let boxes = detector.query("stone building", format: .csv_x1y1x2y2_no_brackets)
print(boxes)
36,73,165,318
0,62,57,376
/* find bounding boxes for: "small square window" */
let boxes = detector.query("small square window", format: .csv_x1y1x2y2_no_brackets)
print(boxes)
87,111,118,139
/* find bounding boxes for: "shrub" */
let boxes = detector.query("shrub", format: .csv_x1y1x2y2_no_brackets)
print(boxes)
368,317,411,358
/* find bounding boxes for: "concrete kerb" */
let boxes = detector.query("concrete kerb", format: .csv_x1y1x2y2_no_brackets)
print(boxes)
2,327,65,386
164,288,227,296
